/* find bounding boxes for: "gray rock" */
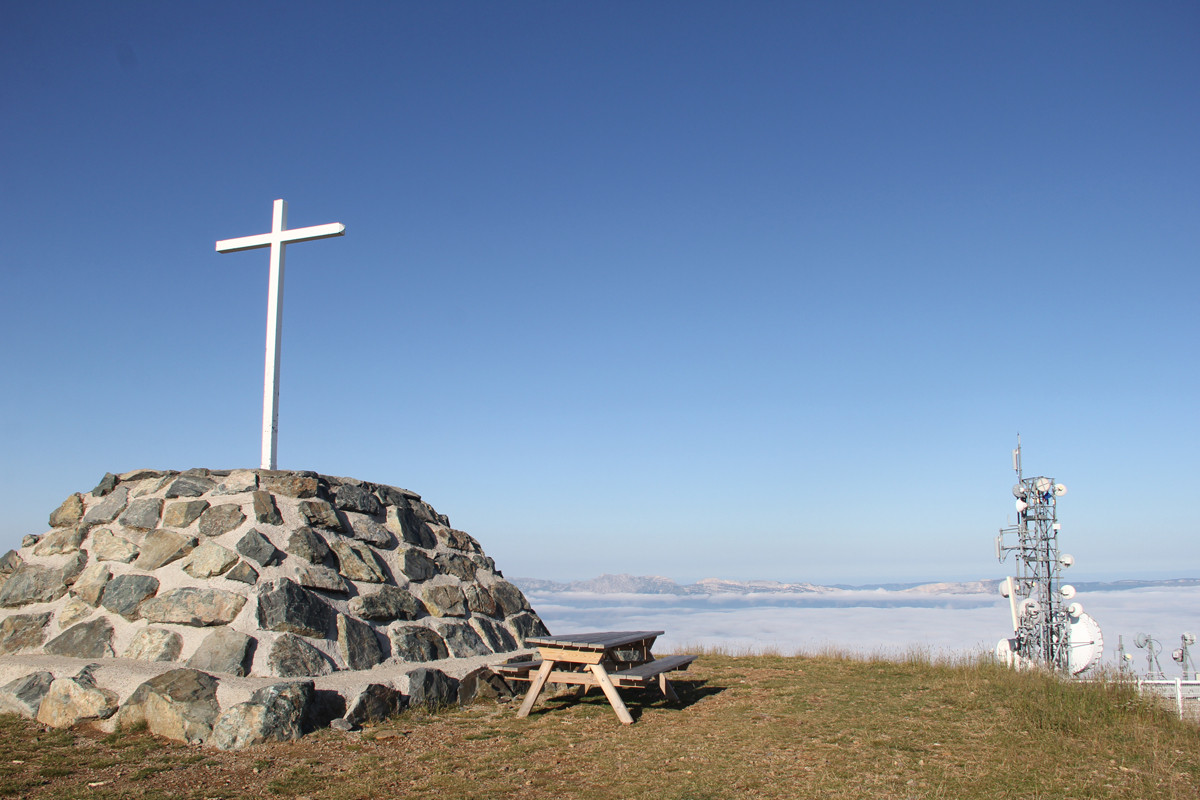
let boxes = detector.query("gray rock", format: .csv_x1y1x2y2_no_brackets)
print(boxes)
123,627,183,661
69,563,111,607
251,491,283,525
259,472,319,498
419,583,467,617
20,534,39,548
165,473,215,498
119,498,163,530
49,493,84,528
375,485,421,506
471,616,519,653
399,549,437,582
0,550,20,573
37,674,119,727
333,484,383,517
344,684,406,727
225,560,259,585
101,574,160,620
329,717,356,732
268,633,334,678
82,485,129,524
182,541,238,578
92,529,139,562
0,671,54,718
186,629,255,677
384,507,436,548
464,584,498,617
59,550,87,586
490,580,531,616
0,612,52,654
0,563,69,607
348,585,428,622
92,472,119,497
213,470,257,495
286,527,330,563
140,588,247,627
458,667,516,704
33,525,85,556
134,529,198,570
57,598,94,628
162,499,210,528
295,565,347,593
116,669,221,744
508,611,550,643
236,529,278,567
406,668,459,710
346,516,395,548
337,614,383,671
298,499,342,531
444,528,481,553
44,617,115,658
387,624,449,662
198,504,246,537
211,680,314,750
435,552,477,582
433,620,492,658
256,579,335,638
330,539,387,583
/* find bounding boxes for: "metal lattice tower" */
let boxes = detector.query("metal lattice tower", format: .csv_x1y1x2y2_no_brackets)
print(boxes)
995,437,1091,673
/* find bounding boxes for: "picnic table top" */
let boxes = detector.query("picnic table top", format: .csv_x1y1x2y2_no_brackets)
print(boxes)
524,630,665,651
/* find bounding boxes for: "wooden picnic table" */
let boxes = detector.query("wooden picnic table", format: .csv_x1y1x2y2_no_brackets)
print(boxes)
497,630,696,725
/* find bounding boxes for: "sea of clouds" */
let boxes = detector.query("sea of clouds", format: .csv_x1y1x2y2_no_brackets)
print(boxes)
528,585,1200,669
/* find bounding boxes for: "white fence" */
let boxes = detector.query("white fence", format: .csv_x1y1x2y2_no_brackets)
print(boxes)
1136,678,1200,722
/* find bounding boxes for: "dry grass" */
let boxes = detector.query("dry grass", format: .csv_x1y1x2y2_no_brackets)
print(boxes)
0,653,1197,799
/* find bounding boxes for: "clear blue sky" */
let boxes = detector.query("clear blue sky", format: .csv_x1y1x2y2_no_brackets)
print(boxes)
2,2,1196,584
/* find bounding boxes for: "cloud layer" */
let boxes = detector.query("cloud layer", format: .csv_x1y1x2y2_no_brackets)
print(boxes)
530,586,1200,670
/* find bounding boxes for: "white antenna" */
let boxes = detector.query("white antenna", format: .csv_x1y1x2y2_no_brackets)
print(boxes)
1171,632,1197,680
1134,633,1165,678
994,437,1101,675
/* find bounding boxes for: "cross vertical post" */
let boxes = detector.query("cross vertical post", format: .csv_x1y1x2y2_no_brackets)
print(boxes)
216,199,345,469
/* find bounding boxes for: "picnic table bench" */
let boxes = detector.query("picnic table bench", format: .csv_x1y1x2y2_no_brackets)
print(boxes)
496,630,697,724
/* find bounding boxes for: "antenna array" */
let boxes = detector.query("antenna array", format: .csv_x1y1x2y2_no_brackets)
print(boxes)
994,437,1103,674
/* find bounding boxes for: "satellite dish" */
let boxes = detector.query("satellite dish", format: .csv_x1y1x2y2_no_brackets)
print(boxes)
1019,598,1041,617
999,579,1011,598
1012,484,1027,499
1052,523,1062,531
1173,649,1185,663
995,637,1018,668
1067,612,1104,675
1034,477,1053,494
1060,584,1076,599
1135,633,1151,648
1015,499,1028,513
1054,483,1067,497
1058,553,1074,567
1184,633,1197,646
1068,602,1084,617
1122,653,1134,662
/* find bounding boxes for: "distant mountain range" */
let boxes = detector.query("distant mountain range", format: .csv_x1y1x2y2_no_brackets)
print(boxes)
511,573,1200,596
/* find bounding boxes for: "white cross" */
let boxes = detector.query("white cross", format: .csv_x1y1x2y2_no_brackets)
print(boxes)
216,199,345,469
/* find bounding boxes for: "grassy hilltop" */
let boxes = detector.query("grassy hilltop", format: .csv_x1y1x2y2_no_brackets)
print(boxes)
1,652,1197,799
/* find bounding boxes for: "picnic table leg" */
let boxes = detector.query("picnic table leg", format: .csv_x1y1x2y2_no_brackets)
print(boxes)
516,659,555,718
588,663,634,725
658,674,679,702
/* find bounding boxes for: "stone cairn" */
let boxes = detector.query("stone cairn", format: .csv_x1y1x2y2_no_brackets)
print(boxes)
0,469,548,748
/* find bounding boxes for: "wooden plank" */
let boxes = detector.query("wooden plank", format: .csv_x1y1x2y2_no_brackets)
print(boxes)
525,631,665,651
492,660,543,677
588,663,634,725
535,646,606,665
515,659,555,718
658,674,679,701
611,654,697,680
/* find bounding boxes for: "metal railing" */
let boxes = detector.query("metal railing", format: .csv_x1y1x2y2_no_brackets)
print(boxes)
1136,678,1200,722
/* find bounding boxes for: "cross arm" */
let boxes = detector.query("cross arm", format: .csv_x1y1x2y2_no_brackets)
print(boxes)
215,222,346,253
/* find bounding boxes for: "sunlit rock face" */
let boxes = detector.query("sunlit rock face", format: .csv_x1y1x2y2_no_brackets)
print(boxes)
0,469,549,746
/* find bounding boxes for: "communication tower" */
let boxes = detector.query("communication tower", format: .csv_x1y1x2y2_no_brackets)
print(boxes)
994,437,1103,674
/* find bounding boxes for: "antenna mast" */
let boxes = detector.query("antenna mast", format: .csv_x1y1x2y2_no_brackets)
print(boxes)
994,438,1102,674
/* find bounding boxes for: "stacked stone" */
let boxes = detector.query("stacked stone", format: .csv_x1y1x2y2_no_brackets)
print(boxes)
0,469,546,746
